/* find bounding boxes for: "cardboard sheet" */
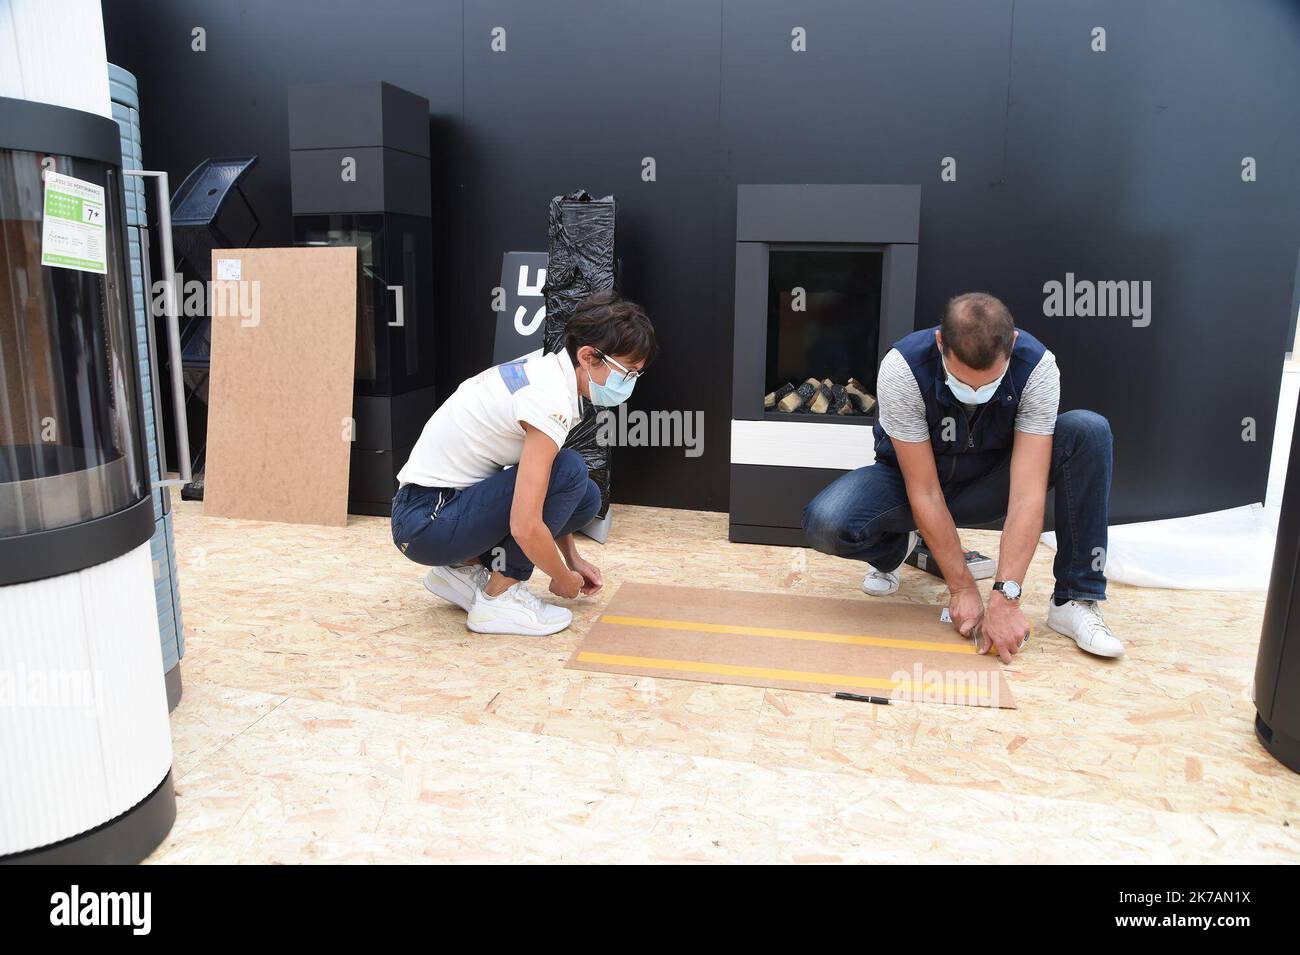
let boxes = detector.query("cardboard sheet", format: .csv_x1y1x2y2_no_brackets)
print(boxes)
567,582,1015,708
204,247,358,527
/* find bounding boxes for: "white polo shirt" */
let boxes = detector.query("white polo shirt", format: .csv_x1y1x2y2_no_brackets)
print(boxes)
397,348,581,490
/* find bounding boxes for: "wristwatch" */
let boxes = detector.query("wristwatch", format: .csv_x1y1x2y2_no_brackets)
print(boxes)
993,580,1022,602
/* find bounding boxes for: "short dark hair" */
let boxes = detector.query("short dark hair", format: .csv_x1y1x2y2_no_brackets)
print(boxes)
563,291,658,367
940,293,1014,370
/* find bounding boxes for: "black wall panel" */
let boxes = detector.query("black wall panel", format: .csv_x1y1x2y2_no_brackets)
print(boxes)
103,0,1300,521
1000,0,1300,522
457,1,727,510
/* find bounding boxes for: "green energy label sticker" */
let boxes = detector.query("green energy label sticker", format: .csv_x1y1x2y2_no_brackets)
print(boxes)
41,170,107,274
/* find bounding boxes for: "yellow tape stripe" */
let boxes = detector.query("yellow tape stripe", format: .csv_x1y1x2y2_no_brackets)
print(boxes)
575,651,990,698
599,614,976,655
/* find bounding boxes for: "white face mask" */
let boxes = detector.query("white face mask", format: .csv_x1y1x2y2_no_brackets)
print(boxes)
942,356,1007,405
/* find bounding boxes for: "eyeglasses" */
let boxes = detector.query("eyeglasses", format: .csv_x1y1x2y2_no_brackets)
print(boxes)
597,351,645,382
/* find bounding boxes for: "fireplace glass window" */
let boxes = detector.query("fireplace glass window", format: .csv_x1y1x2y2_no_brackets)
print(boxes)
0,147,148,537
765,248,882,413
293,212,433,397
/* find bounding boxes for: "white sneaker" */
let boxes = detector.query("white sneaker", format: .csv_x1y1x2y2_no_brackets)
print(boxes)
423,563,489,612
862,532,919,597
1046,599,1125,658
468,582,573,636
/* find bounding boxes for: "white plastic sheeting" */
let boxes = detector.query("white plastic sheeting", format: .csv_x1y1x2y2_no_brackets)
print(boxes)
1042,504,1276,591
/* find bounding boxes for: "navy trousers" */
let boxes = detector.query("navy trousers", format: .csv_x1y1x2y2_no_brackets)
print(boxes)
801,410,1113,602
391,448,602,582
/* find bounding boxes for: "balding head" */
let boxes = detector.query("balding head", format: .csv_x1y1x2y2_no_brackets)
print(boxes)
939,293,1015,371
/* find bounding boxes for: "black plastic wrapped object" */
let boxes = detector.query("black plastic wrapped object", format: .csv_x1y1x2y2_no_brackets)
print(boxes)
542,190,617,352
543,190,617,518
564,398,612,519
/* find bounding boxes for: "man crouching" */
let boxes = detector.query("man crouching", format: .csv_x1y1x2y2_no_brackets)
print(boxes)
802,292,1122,661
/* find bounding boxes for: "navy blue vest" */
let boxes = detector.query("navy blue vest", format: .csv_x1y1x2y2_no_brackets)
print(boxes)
872,326,1047,485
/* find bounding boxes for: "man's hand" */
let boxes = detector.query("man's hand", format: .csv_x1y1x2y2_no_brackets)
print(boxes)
567,554,604,595
948,585,984,639
980,592,1030,663
548,569,585,600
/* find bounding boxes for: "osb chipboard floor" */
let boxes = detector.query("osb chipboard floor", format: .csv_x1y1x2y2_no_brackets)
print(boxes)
148,500,1300,863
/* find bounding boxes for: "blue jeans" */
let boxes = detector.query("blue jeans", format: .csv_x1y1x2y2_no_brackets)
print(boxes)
391,448,602,582
802,409,1113,602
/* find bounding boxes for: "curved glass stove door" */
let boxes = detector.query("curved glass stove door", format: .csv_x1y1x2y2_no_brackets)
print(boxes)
0,146,150,580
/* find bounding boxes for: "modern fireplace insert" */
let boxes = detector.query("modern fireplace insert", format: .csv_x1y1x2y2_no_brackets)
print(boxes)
730,184,920,545
764,245,883,417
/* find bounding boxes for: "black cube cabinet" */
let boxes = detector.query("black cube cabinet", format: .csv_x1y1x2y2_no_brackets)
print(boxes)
289,81,435,516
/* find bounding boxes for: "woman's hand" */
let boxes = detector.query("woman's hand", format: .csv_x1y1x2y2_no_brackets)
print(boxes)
567,554,604,596
549,569,585,600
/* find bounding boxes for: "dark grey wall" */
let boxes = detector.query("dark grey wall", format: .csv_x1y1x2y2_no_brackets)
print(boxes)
103,0,1300,521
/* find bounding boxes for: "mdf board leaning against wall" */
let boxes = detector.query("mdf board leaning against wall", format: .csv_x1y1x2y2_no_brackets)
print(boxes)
204,247,359,527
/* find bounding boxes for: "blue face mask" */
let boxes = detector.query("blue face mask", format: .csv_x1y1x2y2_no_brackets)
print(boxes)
588,356,637,407
942,356,1007,405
